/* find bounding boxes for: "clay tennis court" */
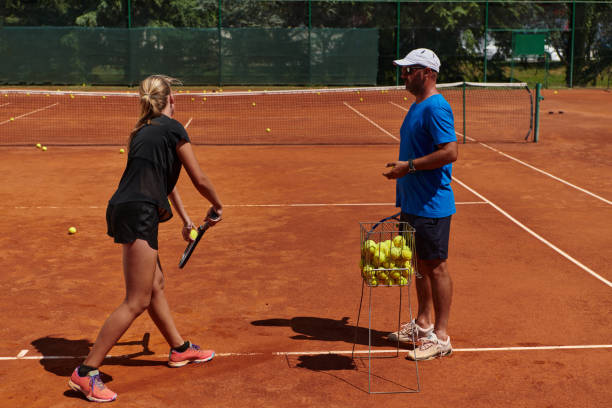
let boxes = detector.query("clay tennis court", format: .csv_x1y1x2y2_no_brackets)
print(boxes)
0,88,610,407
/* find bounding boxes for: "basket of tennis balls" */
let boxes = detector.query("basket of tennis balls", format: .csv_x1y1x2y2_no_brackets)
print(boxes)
360,222,415,287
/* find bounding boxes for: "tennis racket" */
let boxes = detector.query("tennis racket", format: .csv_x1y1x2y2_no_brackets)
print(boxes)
178,209,220,269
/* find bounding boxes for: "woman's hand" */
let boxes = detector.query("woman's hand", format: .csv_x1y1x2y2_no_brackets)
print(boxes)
205,206,222,226
182,220,197,241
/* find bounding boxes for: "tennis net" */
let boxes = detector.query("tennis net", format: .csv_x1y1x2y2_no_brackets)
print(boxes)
0,82,533,146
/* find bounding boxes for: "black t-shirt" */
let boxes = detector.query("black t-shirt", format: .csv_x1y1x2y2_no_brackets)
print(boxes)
108,115,190,222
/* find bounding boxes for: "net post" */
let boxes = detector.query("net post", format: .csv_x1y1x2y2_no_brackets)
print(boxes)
534,83,543,143
462,82,466,144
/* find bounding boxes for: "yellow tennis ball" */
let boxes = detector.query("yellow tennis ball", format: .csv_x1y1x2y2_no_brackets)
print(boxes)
368,278,378,287
399,276,408,286
392,235,405,247
10,117,14,121
401,246,412,260
359,97,363,102
189,228,198,240
403,97,408,101
42,146,47,151
390,246,402,260
68,227,77,234
553,90,558,94
119,148,125,154
252,102,256,106
36,143,41,149
266,128,271,132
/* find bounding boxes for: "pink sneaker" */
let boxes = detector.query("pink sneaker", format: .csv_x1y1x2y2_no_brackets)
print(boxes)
168,342,215,367
68,367,117,403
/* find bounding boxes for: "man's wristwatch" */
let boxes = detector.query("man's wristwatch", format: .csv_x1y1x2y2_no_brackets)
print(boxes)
407,159,416,174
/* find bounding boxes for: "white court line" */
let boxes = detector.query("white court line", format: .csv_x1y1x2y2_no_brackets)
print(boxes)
0,102,10,108
0,102,59,125
10,202,486,210
462,134,611,206
17,350,28,358
453,176,612,288
343,102,399,141
391,103,612,205
185,117,193,128
1,344,610,361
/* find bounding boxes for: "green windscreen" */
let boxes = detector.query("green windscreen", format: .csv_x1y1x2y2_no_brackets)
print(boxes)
0,27,378,85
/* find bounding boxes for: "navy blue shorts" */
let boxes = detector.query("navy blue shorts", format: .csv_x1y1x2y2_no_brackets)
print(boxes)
106,202,159,250
400,212,452,260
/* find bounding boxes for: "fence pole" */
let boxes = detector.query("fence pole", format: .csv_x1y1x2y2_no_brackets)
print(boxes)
127,0,133,86
218,0,222,88
308,0,312,86
127,0,131,28
396,0,400,86
483,1,489,82
569,1,575,88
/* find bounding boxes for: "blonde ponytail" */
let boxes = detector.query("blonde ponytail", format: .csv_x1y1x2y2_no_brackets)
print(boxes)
128,75,182,150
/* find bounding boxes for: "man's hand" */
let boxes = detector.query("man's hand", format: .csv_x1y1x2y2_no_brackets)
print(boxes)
383,161,410,179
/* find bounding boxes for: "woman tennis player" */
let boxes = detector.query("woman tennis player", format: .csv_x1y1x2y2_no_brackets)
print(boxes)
68,75,223,402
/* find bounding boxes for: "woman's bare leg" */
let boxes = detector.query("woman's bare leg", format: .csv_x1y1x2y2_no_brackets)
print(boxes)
147,258,184,348
83,239,157,368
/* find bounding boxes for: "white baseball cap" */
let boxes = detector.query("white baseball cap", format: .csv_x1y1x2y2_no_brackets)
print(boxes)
393,48,441,72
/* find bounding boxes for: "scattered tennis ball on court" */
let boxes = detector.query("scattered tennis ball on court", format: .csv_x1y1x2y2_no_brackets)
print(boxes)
10,117,14,121
403,97,408,101
252,102,256,107
102,95,106,99
554,90,558,94
191,97,194,101
68,226,77,234
42,146,47,151
36,143,41,149
359,97,363,102
189,228,198,240
119,148,125,154
266,128,271,132
70,94,74,99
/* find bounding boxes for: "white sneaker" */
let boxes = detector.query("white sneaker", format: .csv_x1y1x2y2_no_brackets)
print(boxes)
388,319,434,343
406,332,452,361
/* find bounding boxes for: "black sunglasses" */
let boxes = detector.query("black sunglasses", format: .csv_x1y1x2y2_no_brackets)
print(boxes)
401,65,427,74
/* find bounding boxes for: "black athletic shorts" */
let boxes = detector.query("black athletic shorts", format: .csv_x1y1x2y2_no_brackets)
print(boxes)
400,212,452,260
106,202,159,250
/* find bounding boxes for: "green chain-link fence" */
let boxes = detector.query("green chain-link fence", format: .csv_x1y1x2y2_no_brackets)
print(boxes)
1,1,610,87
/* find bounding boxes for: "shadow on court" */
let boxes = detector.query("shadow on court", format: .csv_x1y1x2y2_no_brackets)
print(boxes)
251,316,412,352
31,332,163,378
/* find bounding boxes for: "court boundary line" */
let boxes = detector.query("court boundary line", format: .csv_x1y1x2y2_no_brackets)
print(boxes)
1,344,611,361
0,102,59,125
391,102,611,205
462,134,612,205
343,101,399,142
0,102,9,108
453,176,612,288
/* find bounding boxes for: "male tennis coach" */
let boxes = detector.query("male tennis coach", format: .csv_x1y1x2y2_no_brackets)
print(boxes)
383,48,458,361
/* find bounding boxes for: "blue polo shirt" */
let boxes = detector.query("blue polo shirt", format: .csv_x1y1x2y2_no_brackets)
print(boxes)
396,93,456,218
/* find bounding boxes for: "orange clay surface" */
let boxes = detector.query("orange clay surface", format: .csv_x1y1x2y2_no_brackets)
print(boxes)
0,88,610,407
